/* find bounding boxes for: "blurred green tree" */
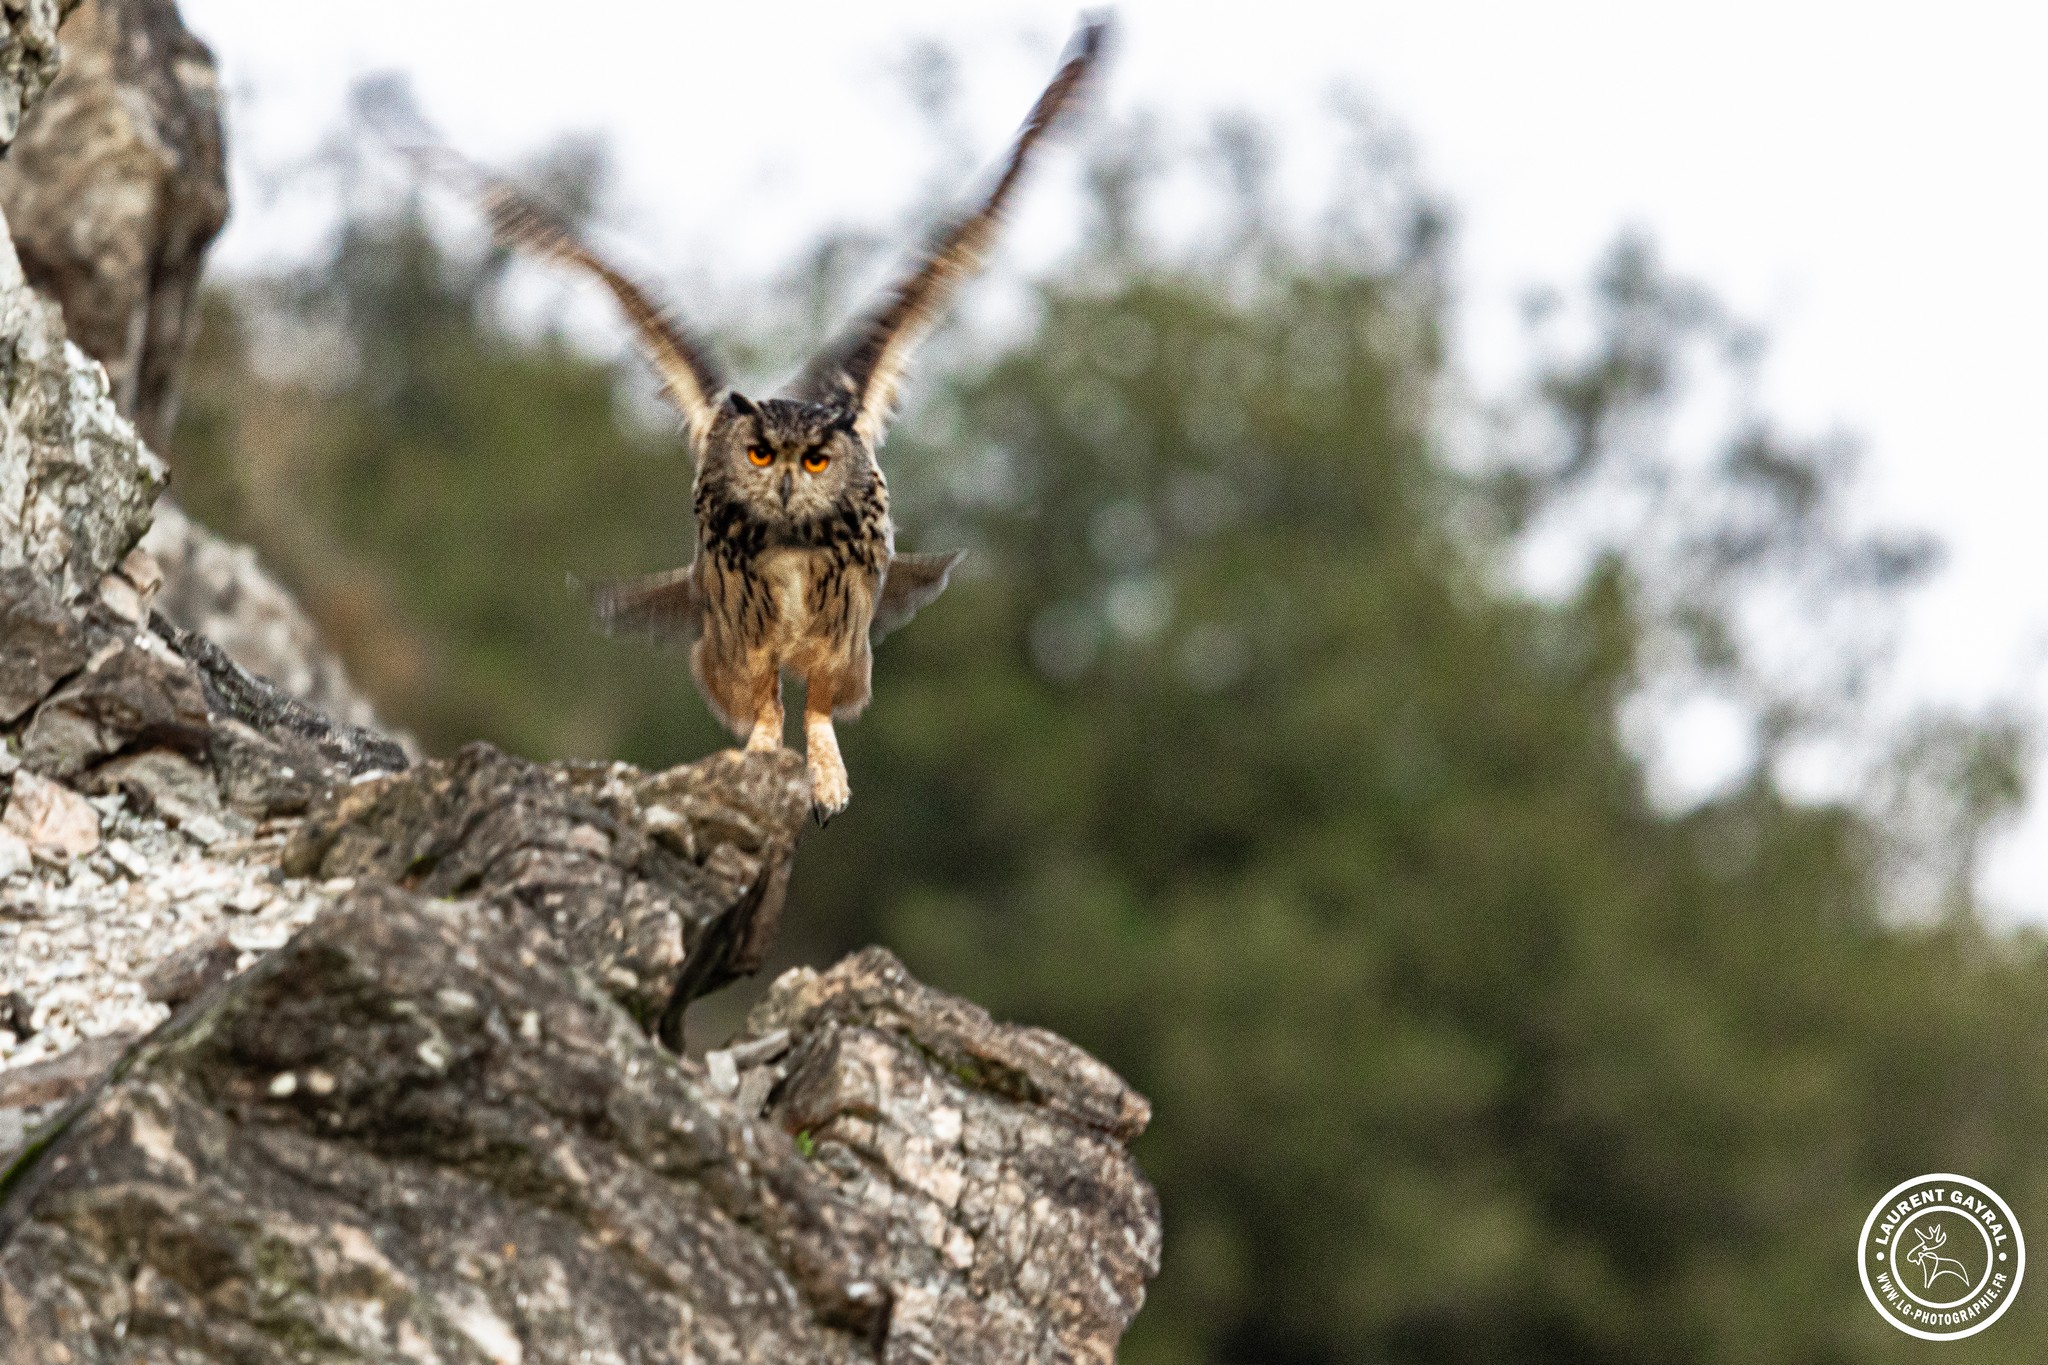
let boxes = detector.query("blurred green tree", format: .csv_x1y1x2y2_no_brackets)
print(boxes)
170,106,2048,1365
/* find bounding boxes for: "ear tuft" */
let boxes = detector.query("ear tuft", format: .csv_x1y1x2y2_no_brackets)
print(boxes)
724,391,759,418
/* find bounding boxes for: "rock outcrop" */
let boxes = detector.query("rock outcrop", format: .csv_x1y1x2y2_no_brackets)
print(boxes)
1,0,394,740
0,176,407,1081
0,1,75,154
141,501,395,736
0,207,165,605
0,593,1162,1360
0,11,1160,1351
280,742,811,1046
741,952,1159,1361
0,893,1158,1363
0,0,227,454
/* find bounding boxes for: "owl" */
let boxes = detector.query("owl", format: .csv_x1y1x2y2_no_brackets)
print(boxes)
405,18,1107,822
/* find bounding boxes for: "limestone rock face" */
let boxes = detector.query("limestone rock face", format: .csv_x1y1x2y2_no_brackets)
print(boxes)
0,204,166,604
0,558,1163,1359
142,501,397,738
18,626,211,777
0,884,1160,1363
0,0,391,742
742,950,1161,1363
0,0,227,453
282,742,813,1042
0,0,73,152
0,883,900,1363
0,567,87,723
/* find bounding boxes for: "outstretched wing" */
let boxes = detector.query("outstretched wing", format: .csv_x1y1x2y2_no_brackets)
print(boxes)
584,565,704,645
873,549,966,640
403,144,728,452
787,15,1109,448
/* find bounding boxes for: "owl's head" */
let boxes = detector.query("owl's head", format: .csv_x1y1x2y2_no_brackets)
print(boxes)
703,392,878,535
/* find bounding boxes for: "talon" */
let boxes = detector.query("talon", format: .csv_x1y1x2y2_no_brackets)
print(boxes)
807,767,851,826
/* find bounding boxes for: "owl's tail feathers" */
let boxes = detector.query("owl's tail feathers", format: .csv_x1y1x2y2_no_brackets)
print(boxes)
574,566,705,647
873,550,966,642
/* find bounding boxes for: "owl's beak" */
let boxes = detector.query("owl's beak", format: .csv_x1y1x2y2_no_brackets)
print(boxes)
779,471,793,507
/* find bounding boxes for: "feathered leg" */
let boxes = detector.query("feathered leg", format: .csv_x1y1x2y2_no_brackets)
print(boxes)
743,669,784,753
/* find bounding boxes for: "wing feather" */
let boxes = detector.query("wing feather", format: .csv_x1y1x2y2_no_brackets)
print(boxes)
404,144,728,451
788,15,1109,446
872,549,966,640
585,565,704,645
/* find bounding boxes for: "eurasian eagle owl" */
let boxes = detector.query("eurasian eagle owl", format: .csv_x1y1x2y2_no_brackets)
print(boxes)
408,17,1107,822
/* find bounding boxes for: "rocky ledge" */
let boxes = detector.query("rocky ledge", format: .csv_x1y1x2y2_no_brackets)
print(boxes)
0,572,1162,1362
0,893,1158,1362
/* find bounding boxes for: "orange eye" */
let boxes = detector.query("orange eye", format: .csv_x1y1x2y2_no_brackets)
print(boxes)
802,450,830,474
747,445,772,467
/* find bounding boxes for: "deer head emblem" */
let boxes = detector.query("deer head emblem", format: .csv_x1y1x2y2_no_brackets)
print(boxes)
1904,1221,1971,1292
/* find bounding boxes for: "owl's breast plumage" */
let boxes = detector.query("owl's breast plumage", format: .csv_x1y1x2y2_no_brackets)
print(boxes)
691,475,890,672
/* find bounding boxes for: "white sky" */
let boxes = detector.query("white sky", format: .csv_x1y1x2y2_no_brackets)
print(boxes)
177,0,2048,915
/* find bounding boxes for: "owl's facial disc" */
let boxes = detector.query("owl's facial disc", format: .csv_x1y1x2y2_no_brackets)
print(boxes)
711,396,867,536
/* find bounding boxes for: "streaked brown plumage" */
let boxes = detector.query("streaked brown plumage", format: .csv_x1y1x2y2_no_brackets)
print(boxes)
399,16,1108,820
